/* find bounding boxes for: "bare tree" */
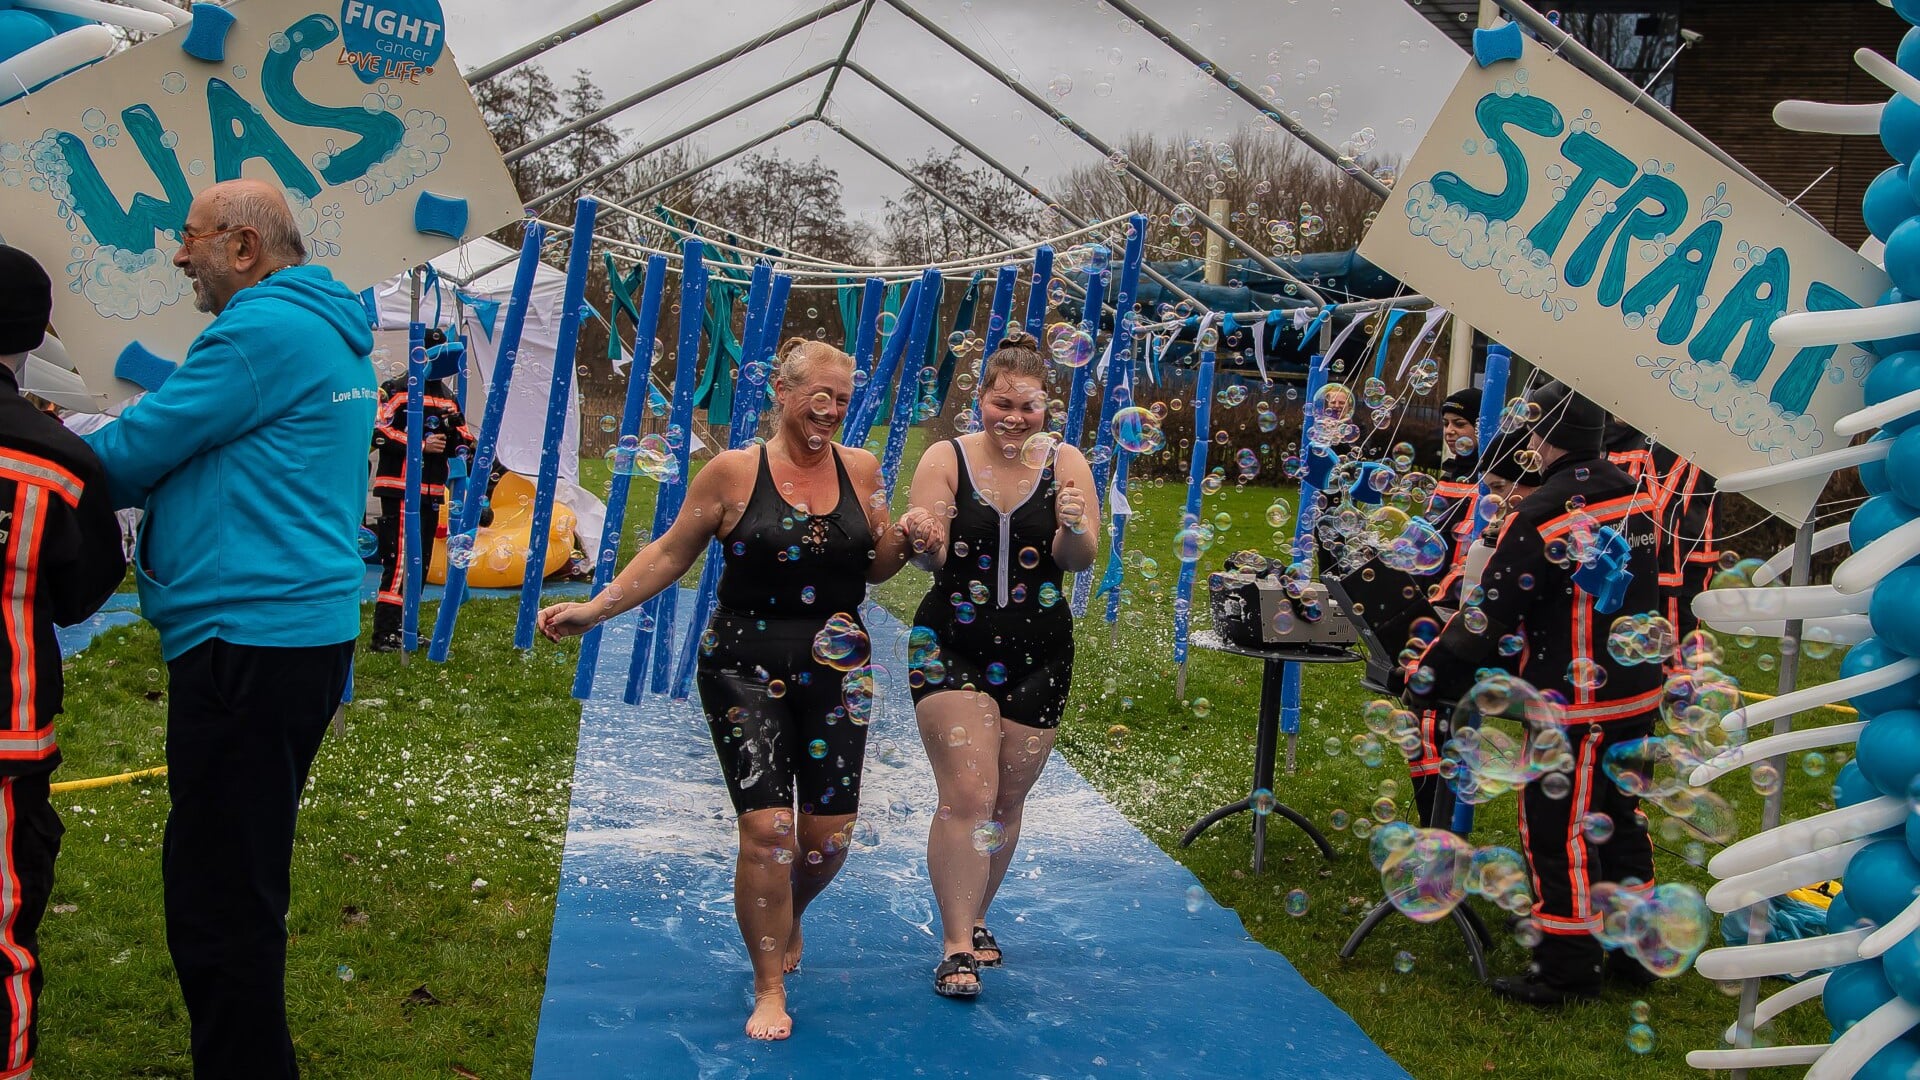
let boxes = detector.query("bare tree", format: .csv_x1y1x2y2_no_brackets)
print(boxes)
879,149,1047,264
705,152,869,263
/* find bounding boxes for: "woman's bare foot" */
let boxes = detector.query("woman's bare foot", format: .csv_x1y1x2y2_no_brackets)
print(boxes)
783,923,804,973
746,987,792,1040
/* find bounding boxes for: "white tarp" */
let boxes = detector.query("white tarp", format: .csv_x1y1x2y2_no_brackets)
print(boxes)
371,236,606,552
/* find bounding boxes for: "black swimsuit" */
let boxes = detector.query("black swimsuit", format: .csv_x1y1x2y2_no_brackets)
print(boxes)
698,446,875,815
909,438,1074,729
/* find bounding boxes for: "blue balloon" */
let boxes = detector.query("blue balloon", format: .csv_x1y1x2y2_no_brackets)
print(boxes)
1862,709,1920,796
1840,760,1882,809
1875,166,1920,243
1865,430,1897,496
1876,573,1920,660
1830,890,1864,933
1852,496,1920,553
1887,932,1920,1004
1898,0,1920,28
1827,958,1897,1032
1862,1038,1920,1080
1886,94,1920,168
1847,839,1920,924
1892,432,1920,507
1846,640,1920,717
1870,348,1920,432
1885,217,1920,298
0,11,53,65
1902,25,1920,77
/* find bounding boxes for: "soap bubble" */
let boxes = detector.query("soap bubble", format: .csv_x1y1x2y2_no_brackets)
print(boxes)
1021,431,1060,469
1582,812,1615,843
1185,885,1206,913
811,612,870,671
1379,827,1473,923
1112,406,1160,452
970,821,1008,854
1626,1024,1656,1054
1392,950,1415,974
357,527,380,560
1285,889,1309,916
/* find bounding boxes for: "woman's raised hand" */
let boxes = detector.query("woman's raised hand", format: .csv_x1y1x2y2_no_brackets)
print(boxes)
1055,480,1088,534
536,601,600,642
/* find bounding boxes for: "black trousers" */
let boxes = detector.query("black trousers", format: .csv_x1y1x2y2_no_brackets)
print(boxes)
1520,716,1657,989
372,494,442,639
0,771,60,1079
164,638,353,1080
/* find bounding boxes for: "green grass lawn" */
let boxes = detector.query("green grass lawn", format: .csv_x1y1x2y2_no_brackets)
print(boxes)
48,434,1844,1078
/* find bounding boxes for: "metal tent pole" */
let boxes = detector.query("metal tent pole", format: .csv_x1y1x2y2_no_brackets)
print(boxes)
838,63,1206,312
464,0,665,84
1098,0,1390,201
871,1,1326,307
814,0,876,114
626,118,811,204
523,61,838,213
501,0,864,164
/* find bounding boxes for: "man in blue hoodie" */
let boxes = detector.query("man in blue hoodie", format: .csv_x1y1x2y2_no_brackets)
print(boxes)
85,178,376,1079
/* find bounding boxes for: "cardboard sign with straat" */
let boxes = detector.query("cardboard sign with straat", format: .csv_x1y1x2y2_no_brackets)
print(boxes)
1358,35,1887,525
0,0,522,410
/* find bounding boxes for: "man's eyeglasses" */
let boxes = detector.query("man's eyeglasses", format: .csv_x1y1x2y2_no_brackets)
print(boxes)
177,224,250,252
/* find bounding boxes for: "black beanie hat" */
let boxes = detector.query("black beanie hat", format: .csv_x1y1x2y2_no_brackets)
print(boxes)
1528,380,1607,454
1440,386,1482,420
0,245,52,356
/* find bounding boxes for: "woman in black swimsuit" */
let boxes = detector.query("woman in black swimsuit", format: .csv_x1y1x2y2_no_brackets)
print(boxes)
539,339,938,1041
903,331,1098,998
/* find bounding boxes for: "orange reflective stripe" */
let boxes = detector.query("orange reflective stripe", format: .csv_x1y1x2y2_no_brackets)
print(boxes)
1566,727,1604,919
0,782,33,1070
1537,493,1657,539
0,449,81,509
1434,480,1479,500
2,489,43,737
1560,685,1665,722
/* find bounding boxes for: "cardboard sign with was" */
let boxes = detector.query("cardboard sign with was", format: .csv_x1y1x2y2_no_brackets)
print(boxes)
1358,35,1887,525
0,0,522,410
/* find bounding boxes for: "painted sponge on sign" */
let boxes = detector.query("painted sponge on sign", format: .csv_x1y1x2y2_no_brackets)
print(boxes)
414,192,469,240
1471,21,1524,68
114,341,177,392
179,3,235,63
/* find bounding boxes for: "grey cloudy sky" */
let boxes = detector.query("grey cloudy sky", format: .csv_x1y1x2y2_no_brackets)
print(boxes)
441,0,1467,226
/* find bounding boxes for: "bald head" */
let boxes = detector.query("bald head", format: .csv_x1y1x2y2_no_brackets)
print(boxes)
174,179,307,314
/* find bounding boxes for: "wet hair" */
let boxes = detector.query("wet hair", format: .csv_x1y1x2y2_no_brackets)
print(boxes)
981,330,1048,395
774,337,854,388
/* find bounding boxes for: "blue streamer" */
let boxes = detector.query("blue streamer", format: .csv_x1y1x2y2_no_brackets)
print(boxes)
1172,330,1218,668
627,240,709,705
1082,213,1149,618
571,254,668,700
428,224,547,662
516,199,600,650
1024,245,1054,338
1062,249,1108,449
1278,352,1334,737
883,267,942,498
1371,309,1410,380
972,264,1019,423
670,264,775,701
851,277,884,383
401,320,426,651
844,280,921,439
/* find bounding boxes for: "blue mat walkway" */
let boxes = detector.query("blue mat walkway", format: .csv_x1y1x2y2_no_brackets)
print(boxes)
532,598,1410,1080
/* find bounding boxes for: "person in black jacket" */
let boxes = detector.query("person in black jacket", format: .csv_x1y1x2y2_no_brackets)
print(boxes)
1405,381,1664,1005
0,244,127,1076
368,329,472,651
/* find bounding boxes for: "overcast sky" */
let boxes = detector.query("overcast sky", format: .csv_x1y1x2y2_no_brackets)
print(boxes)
440,0,1467,226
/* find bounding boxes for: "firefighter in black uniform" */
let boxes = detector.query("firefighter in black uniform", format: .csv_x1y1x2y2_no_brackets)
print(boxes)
1404,381,1664,1004
369,329,472,651
0,245,127,1074
1605,417,1719,640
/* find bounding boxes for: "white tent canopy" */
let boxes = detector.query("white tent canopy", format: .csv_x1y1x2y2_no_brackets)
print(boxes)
371,236,607,555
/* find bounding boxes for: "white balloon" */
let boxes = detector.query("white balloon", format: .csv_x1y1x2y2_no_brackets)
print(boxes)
1710,797,1904,878
1690,721,1866,787
1752,524,1852,586
1774,99,1884,134
1705,839,1872,913
1695,928,1871,980
1700,614,1873,647
1692,583,1868,622
1721,972,1832,1043
25,0,175,33
1839,386,1920,438
1806,996,1920,1080
1722,657,1920,731
1835,515,1920,594
0,25,114,106
1771,299,1920,350
1715,439,1889,493
1859,47,1920,108
1687,1046,1830,1070
1862,896,1920,958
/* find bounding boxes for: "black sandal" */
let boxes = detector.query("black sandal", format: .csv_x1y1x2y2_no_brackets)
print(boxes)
971,926,1003,968
933,952,981,999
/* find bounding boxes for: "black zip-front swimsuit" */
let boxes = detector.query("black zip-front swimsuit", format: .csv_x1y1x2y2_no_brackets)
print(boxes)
698,446,876,815
910,438,1074,729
